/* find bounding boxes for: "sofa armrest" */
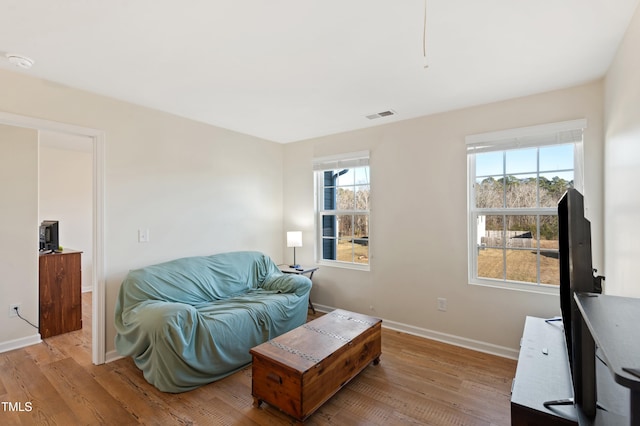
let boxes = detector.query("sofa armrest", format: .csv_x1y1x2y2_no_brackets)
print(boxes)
115,301,198,354
261,273,312,297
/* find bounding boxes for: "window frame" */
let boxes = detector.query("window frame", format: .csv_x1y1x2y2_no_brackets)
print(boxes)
466,119,586,294
313,151,370,271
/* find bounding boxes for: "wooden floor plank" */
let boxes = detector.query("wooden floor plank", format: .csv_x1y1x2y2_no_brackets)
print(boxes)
94,357,192,425
0,292,516,425
42,356,137,424
0,348,78,425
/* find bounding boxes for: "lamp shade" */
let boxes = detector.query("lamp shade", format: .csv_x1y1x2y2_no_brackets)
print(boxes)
287,231,303,248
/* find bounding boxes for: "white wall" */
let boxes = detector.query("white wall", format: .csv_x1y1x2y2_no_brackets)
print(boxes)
283,81,604,354
39,136,93,292
0,68,284,355
0,125,40,348
604,4,640,297
0,59,615,358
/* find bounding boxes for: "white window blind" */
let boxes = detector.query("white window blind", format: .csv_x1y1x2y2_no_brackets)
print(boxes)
466,119,587,154
312,150,370,171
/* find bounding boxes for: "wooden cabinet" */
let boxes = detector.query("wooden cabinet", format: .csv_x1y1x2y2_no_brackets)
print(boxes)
39,250,82,338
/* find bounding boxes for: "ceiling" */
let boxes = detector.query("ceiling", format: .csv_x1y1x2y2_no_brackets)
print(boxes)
1,1,638,143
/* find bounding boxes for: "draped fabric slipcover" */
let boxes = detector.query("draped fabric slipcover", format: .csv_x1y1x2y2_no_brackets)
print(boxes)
114,251,312,393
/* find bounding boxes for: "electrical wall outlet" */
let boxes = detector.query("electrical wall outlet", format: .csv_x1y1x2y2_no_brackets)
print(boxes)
437,297,447,312
9,303,21,318
138,229,150,243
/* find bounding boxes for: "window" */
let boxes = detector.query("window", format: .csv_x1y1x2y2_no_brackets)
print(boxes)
466,120,585,291
314,151,370,269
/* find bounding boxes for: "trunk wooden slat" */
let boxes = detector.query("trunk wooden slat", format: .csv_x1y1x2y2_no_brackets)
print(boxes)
250,309,382,422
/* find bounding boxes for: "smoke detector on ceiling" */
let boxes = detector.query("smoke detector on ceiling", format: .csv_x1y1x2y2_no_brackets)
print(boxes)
5,53,34,69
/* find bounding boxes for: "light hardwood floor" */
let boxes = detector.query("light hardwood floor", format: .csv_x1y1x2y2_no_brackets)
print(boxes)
0,293,516,425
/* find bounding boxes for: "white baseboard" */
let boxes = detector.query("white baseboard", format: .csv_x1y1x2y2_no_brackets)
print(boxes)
313,303,519,360
105,349,124,363
0,334,42,354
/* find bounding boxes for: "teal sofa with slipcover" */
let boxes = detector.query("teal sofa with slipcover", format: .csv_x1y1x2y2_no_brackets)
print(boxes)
114,251,312,393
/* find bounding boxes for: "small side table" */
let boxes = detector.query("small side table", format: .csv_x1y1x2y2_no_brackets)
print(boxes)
279,265,319,314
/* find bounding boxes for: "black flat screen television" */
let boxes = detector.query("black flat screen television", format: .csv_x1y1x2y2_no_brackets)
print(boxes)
39,220,59,252
557,188,601,417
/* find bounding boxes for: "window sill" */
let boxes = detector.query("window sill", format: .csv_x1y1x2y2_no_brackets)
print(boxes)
469,278,559,295
317,260,370,272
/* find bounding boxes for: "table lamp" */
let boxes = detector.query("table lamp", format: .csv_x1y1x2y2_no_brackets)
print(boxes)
287,231,302,268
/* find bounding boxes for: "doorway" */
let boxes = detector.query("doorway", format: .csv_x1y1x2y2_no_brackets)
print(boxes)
39,131,93,293
0,111,105,364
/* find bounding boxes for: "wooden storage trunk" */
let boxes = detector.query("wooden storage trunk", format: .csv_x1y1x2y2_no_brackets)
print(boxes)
250,309,382,422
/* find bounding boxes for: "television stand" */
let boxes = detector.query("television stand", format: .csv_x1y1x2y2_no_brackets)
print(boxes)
512,315,634,425
575,293,640,426
511,316,578,425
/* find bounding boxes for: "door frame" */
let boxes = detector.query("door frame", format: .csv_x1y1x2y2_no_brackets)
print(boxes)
0,111,106,364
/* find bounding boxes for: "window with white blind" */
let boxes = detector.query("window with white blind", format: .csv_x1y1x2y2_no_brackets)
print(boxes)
467,120,586,292
314,151,370,270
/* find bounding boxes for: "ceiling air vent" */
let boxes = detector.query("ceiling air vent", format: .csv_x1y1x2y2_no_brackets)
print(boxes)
366,110,396,120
